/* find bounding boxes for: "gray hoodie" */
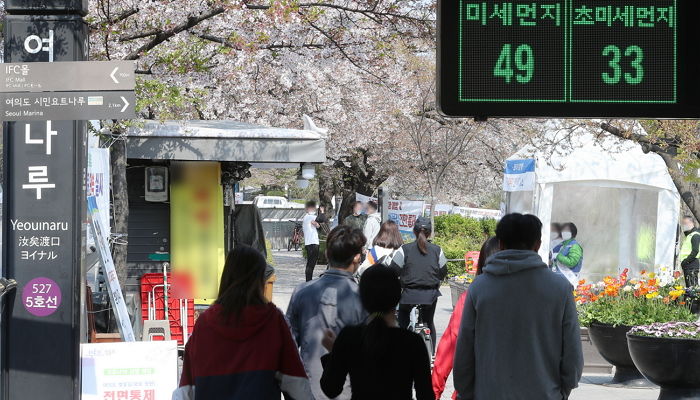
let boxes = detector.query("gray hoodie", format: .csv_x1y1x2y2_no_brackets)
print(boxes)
454,250,583,400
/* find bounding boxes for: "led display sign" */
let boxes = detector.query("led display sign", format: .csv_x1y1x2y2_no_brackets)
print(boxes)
438,0,700,118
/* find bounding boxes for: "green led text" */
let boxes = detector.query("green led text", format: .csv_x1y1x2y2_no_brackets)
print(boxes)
494,44,534,84
602,45,644,85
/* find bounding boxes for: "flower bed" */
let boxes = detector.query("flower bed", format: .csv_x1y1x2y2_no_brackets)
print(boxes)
629,322,700,339
574,268,695,386
575,269,695,328
627,322,700,400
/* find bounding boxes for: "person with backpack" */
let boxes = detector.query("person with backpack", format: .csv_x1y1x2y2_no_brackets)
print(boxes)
358,220,404,276
174,245,312,400
390,217,448,350
319,265,433,400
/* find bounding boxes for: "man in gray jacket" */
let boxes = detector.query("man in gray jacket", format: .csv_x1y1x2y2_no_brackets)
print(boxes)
287,225,368,400
454,213,583,400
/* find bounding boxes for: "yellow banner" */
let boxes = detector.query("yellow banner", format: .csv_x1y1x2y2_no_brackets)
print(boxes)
170,162,225,304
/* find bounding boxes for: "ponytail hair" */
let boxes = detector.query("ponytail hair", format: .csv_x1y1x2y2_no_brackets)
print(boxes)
414,226,431,255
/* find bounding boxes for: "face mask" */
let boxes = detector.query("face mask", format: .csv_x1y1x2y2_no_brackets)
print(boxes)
684,224,694,232
550,232,559,241
561,231,572,240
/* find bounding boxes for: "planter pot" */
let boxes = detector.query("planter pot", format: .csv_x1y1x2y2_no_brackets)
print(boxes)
449,281,469,308
588,322,650,387
628,333,700,400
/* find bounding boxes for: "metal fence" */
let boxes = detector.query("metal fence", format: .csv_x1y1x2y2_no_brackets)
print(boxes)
259,208,306,250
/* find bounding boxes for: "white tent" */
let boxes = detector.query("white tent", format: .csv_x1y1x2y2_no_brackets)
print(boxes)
505,132,680,281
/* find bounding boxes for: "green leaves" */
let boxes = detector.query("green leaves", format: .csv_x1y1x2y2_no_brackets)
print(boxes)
578,296,695,328
433,214,497,278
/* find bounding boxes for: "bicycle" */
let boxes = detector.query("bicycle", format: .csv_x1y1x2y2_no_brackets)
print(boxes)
288,222,303,251
408,304,433,360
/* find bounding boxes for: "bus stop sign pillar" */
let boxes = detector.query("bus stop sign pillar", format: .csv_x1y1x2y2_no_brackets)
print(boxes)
1,3,88,400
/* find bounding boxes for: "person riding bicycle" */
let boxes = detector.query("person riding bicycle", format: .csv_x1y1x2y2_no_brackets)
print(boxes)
390,217,447,352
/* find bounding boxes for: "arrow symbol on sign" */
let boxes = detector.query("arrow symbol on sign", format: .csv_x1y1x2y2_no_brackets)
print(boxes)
120,96,129,113
110,67,119,84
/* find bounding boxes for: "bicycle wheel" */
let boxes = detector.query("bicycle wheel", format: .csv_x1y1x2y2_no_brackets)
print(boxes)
288,239,293,251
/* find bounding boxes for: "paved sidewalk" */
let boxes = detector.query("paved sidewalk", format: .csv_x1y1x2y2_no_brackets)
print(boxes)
271,251,660,400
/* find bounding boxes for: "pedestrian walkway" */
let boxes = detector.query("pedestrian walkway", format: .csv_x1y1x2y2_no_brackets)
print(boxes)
272,250,324,311
270,251,660,399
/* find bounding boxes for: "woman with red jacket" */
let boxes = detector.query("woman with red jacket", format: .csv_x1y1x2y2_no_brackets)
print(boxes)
174,245,313,400
432,236,500,399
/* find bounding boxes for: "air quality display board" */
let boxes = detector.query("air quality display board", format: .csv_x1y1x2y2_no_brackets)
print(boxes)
438,0,700,118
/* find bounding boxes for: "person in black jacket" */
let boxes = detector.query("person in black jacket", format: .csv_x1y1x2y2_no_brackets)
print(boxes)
320,265,433,400
390,217,447,350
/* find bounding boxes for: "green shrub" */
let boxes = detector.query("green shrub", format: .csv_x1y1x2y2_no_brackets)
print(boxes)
433,215,497,278
266,190,286,197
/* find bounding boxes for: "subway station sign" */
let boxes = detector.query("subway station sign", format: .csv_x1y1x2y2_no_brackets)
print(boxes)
437,0,700,118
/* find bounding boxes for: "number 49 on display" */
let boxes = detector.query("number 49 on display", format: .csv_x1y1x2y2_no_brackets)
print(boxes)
493,44,534,84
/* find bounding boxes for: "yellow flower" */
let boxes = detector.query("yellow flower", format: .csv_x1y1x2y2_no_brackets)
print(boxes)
648,272,656,279
645,291,660,299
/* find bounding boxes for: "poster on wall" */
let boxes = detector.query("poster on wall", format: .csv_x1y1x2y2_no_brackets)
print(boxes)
503,159,535,192
81,341,178,400
388,200,425,238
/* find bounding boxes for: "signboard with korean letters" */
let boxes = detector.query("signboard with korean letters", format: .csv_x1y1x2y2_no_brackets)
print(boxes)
81,341,178,400
3,119,86,398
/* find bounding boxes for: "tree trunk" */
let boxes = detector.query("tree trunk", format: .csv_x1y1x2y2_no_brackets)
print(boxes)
110,134,129,288
337,191,357,224
655,152,700,222
317,165,337,218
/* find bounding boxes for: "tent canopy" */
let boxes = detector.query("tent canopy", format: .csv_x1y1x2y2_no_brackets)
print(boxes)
514,133,675,192
506,131,680,281
125,119,326,164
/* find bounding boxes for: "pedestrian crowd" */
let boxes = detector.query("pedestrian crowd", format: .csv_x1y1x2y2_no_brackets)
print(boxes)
175,210,588,400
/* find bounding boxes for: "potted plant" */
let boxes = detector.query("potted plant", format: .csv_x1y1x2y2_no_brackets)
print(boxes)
628,322,700,400
448,274,473,308
576,268,695,386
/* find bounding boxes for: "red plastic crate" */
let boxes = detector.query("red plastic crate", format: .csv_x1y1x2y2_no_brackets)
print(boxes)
140,273,194,345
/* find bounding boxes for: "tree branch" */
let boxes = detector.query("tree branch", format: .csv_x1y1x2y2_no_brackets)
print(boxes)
196,33,328,50
124,7,226,60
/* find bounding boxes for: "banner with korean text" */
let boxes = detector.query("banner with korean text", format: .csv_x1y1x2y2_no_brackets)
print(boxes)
387,200,425,239
503,159,536,192
87,148,110,247
81,341,178,400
